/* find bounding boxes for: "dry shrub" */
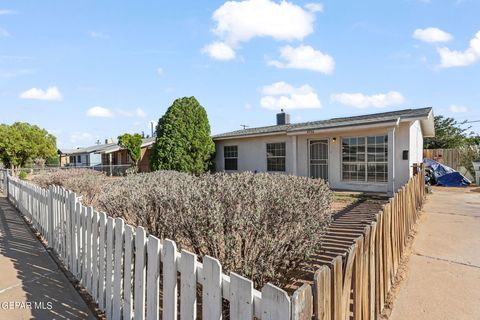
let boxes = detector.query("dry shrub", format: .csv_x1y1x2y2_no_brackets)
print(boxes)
97,171,332,287
31,168,108,206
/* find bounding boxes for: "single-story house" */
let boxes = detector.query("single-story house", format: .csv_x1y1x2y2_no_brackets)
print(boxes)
58,139,117,167
213,107,435,195
96,137,155,173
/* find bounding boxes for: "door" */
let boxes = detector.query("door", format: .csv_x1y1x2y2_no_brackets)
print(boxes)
310,139,328,180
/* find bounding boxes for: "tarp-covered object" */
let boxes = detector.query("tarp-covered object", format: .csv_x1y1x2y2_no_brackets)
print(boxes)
424,159,471,187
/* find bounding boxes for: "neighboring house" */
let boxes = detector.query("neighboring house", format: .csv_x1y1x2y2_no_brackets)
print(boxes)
96,137,155,172
58,140,117,167
213,107,435,195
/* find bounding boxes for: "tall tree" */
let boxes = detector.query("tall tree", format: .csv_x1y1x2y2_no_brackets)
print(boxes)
118,133,143,168
0,122,57,173
424,115,469,149
150,97,215,174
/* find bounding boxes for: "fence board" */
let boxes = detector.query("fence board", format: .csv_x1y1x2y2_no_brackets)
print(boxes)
313,265,331,320
105,216,115,319
113,218,125,320
146,235,161,320
261,283,290,320
230,272,254,320
202,256,222,320
291,284,312,320
179,250,197,320
124,225,135,320
98,212,107,309
163,239,178,320
134,227,147,320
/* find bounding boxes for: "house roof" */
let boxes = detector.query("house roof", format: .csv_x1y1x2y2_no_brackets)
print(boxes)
213,107,434,140
95,137,156,154
58,142,117,155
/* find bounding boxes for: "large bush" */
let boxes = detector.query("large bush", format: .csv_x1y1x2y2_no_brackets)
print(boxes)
149,97,215,174
31,169,108,206
97,171,332,287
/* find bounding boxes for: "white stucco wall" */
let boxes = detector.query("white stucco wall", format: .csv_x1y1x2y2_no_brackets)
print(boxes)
215,135,294,174
214,120,424,194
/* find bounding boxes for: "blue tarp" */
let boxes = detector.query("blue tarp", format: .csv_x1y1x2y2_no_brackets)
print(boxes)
424,158,471,187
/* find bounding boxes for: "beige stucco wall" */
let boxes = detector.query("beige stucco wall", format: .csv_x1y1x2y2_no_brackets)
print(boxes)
214,121,423,194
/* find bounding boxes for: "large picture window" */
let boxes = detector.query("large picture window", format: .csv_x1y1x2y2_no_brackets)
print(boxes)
224,146,238,170
266,142,286,172
342,135,388,183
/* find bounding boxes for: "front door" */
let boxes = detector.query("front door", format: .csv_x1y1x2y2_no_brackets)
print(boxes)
309,139,328,181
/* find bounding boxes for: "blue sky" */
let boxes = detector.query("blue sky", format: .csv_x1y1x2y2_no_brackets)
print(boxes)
0,0,479,148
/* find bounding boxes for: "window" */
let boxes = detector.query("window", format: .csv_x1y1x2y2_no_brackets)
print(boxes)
342,135,388,183
77,155,81,163
224,146,238,170
266,142,286,172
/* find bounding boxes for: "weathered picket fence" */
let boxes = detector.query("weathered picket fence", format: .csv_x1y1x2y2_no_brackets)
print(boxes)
291,166,426,320
4,173,292,320
1,167,425,320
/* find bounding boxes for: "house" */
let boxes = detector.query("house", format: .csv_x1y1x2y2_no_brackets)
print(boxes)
95,137,155,173
58,139,117,168
213,107,435,195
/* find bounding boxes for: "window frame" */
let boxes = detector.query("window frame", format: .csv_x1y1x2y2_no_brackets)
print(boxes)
223,145,238,171
266,142,286,172
341,135,388,183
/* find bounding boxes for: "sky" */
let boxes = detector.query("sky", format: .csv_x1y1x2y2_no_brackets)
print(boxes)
0,0,479,149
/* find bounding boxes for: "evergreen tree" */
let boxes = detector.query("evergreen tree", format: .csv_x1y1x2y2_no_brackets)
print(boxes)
150,97,215,174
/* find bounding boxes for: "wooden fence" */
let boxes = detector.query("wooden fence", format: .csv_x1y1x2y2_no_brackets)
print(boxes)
1,167,426,320
423,148,460,169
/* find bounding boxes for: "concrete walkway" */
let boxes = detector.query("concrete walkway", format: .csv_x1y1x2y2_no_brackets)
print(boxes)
390,186,480,320
0,196,95,320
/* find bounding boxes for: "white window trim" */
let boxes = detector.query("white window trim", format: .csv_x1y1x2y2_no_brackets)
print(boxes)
266,141,286,172
340,135,388,184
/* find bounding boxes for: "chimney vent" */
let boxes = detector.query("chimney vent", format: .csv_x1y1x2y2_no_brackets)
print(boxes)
276,109,290,125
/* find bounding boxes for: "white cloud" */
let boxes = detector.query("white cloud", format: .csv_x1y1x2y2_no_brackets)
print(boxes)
0,28,10,38
70,132,93,143
89,31,110,39
135,107,147,118
260,81,321,110
413,27,453,43
304,3,323,13
156,67,164,75
201,41,236,60
438,31,480,68
86,106,114,118
0,9,15,15
330,91,405,109
205,0,317,59
449,104,468,113
19,86,63,101
267,45,334,74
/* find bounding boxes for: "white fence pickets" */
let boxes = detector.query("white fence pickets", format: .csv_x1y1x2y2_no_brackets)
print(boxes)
146,235,161,320
202,255,223,320
179,250,197,320
134,227,147,320
105,216,115,319
162,239,178,320
3,172,296,320
124,225,135,320
113,218,125,320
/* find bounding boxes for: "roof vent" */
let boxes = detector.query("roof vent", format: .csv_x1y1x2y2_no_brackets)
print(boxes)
276,109,290,125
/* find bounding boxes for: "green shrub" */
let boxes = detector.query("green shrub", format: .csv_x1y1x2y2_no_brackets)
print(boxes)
18,170,28,180
97,171,332,287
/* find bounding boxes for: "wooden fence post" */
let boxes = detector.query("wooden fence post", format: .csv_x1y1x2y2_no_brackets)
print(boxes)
313,265,331,320
291,284,313,320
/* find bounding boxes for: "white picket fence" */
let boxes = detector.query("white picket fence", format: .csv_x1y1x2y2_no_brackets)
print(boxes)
4,172,303,320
